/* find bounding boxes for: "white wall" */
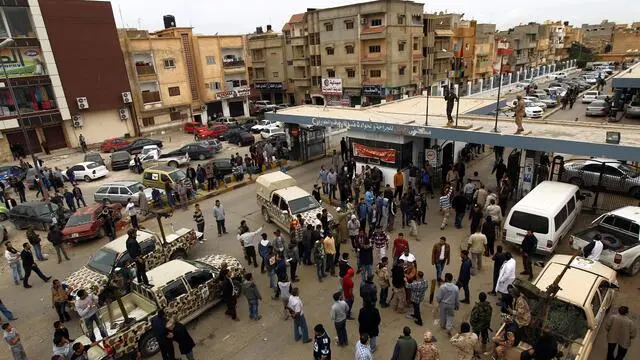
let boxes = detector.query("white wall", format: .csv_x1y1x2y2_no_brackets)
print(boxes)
453,141,467,163
64,109,132,146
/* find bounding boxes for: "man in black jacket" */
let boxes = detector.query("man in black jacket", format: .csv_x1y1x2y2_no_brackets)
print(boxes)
359,274,378,307
313,323,331,360
151,310,174,360
167,320,195,360
221,268,239,321
520,229,537,281
21,242,51,288
47,225,70,264
125,228,149,286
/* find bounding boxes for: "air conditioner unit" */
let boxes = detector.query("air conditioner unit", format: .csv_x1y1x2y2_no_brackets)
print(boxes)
76,97,89,110
119,108,129,121
72,114,83,128
121,91,132,104
361,17,367,25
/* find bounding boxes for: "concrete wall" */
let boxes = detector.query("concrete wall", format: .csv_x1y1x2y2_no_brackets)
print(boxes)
64,109,132,146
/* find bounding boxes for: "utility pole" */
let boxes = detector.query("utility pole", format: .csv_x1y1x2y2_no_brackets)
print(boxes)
424,69,430,126
454,37,464,127
493,43,513,133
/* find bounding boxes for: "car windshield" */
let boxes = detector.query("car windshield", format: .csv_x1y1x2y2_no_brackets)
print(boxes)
546,299,589,341
127,183,144,193
87,248,118,275
66,214,93,226
289,195,321,214
509,210,549,234
86,163,101,169
185,259,220,277
618,163,640,178
169,170,186,182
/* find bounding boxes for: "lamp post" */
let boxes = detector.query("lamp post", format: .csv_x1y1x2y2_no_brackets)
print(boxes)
0,39,53,210
424,69,430,126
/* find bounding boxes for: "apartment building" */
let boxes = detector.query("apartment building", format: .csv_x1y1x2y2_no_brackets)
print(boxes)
581,20,616,53
609,23,640,61
498,23,540,72
0,0,132,160
282,0,425,107
424,12,462,88
120,19,250,131
473,23,496,80
453,19,476,81
247,25,287,104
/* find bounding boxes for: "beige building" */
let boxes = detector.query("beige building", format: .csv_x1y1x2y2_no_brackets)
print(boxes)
581,20,616,53
281,0,425,106
247,25,288,104
424,12,461,89
498,23,541,72
473,23,496,80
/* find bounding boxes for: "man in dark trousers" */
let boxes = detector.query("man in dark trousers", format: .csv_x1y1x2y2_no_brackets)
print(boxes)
489,245,506,296
125,228,150,286
21,242,51,288
340,137,348,162
445,89,458,127
457,250,473,304
492,159,507,188
151,310,175,360
48,225,70,263
520,229,537,281
481,216,497,256
452,192,468,229
167,319,195,360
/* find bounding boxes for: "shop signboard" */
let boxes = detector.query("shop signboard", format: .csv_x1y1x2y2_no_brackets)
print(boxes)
425,149,437,167
254,82,284,90
216,87,250,100
353,143,396,164
362,85,382,97
0,48,45,78
322,78,343,95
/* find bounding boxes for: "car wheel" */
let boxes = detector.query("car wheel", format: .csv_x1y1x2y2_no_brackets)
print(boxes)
84,175,92,182
168,161,178,168
568,177,584,187
0,213,7,222
138,331,160,357
629,187,640,200
169,249,187,260
199,154,206,161
110,148,116,153
262,207,271,223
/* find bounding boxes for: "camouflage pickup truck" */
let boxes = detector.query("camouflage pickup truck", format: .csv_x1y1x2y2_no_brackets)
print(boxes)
75,254,243,359
65,228,201,295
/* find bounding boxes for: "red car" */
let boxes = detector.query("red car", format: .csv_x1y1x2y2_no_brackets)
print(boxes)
183,122,207,134
196,124,228,139
100,138,131,153
62,203,122,243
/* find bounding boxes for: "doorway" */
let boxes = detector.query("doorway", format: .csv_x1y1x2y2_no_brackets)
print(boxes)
440,142,454,186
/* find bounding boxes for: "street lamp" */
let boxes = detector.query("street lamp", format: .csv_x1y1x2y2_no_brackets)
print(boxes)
424,69,430,126
0,39,53,210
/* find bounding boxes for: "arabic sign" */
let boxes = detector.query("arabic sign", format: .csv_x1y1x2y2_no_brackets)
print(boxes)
322,78,343,95
254,82,284,90
216,87,250,100
425,150,437,167
0,48,45,78
310,117,432,137
362,85,382,97
353,143,396,164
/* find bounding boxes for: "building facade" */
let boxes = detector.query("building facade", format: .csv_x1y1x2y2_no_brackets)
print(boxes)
247,25,287,104
0,0,132,160
581,20,616,53
473,23,496,80
498,23,540,72
423,12,461,89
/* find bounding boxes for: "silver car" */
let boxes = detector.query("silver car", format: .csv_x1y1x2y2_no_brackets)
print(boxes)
585,100,610,116
625,99,640,118
564,158,640,198
93,180,164,206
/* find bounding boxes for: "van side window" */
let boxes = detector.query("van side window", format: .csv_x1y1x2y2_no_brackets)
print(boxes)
554,206,568,231
567,196,576,214
163,279,188,302
160,174,170,183
631,222,639,236
272,194,281,207
143,172,153,181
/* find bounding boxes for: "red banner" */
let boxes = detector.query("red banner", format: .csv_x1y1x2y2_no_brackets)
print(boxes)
353,143,396,164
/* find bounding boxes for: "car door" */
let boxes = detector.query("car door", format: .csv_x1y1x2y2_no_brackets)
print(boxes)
579,163,603,187
160,278,191,321
119,186,133,204
25,206,39,228
184,270,216,314
95,186,110,202
600,165,625,191
71,165,85,179
107,186,121,203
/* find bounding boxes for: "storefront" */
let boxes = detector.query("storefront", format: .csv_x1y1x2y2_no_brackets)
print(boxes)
343,88,361,107
211,87,251,118
362,85,383,105
254,82,285,104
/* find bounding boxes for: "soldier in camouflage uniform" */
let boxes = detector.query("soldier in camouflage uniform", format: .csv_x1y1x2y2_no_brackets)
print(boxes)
508,286,531,327
469,292,493,352
313,228,326,282
449,322,478,360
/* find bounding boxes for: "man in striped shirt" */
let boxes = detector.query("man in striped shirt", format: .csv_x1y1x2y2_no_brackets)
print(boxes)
371,226,389,265
193,204,205,243
439,186,454,230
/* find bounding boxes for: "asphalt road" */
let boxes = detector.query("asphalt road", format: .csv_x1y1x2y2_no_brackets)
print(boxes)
1,151,639,360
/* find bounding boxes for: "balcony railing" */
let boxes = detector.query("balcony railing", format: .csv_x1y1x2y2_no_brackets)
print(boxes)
223,60,245,68
136,64,156,76
142,91,161,104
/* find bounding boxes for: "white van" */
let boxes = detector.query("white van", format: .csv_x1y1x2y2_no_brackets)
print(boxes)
503,181,583,254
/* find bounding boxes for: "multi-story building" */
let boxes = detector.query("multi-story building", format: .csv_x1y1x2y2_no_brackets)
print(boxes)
282,0,425,107
498,23,540,72
473,23,496,80
609,22,640,61
247,25,288,104
120,19,250,131
453,19,476,81
581,20,616,53
424,12,462,88
0,0,132,160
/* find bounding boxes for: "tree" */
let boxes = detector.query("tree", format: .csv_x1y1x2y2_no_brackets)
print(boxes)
568,42,597,68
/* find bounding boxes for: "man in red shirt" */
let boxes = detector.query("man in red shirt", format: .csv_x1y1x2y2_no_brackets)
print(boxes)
392,232,409,262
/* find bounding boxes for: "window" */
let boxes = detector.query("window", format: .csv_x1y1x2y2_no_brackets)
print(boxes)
162,279,189,302
413,41,419,51
371,19,382,27
397,15,405,25
345,45,354,54
327,69,336,78
168,87,180,97
185,271,214,289
554,206,568,231
273,72,279,78
326,47,334,55
206,56,216,65
108,187,119,195
325,23,333,31
272,194,281,206
119,187,131,195
369,69,381,78
413,65,417,74
509,211,549,234
346,68,356,78
255,68,265,79
163,58,175,68
369,45,381,53
567,196,576,214
160,174,170,182
96,186,109,194
398,42,405,51
345,21,354,30
590,291,602,316
142,117,155,127
3,7,34,38
398,66,406,75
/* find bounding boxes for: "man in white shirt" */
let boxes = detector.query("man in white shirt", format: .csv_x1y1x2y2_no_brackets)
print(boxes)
125,198,138,229
287,288,311,343
74,289,107,342
585,235,604,261
398,248,417,267
495,252,516,304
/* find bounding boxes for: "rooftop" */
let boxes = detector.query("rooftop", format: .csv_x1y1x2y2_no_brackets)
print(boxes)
145,260,198,289
102,229,156,253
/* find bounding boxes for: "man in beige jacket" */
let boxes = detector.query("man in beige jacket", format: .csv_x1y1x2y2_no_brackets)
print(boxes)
514,95,526,133
606,305,636,360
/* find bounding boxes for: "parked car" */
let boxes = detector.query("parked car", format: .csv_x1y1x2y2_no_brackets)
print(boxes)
183,121,207,134
128,145,189,170
512,99,543,118
582,75,597,85
110,150,131,171
83,151,105,167
9,202,70,230
523,96,547,110
218,124,243,141
563,158,640,198
254,100,277,113
227,130,255,146
571,206,640,275
121,138,163,155
585,100,610,116
93,181,161,206
251,119,281,133
62,203,122,243
197,138,223,152
276,104,289,110
0,166,26,183
142,165,192,190
168,143,215,160
214,116,237,125
260,126,286,139
240,117,259,131
100,138,131,153
196,124,228,139
581,90,600,103
210,158,241,177
625,98,640,118
528,93,557,107
63,162,109,182
549,71,568,79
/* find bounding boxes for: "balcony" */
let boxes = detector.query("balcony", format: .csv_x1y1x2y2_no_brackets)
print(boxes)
142,91,161,104
434,51,453,60
291,37,307,47
135,64,156,78
360,27,386,40
361,52,385,63
291,78,310,87
223,59,245,68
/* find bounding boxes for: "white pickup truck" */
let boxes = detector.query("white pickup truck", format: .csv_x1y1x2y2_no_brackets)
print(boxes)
570,206,640,275
129,145,189,171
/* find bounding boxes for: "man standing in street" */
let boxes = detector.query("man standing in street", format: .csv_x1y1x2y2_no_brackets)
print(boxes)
327,168,338,202
312,323,330,359
126,198,139,230
469,292,492,352
330,292,349,347
371,226,389,265
126,228,149,286
213,200,227,237
605,305,636,360
435,273,460,337
452,191,468,229
21,242,51,288
238,224,262,268
73,185,87,208
445,89,457,127
394,169,404,199
439,186,453,230
340,137,348,162
495,252,516,303
26,226,45,262
375,256,390,308
514,95,526,133
457,250,472,304
391,326,418,360
489,245,506,296
318,166,329,195
467,230,487,271
150,309,174,360
355,334,373,360
520,229,537,281
481,216,497,256
431,236,450,283
358,302,381,353
47,226,70,264
78,134,87,153
405,271,428,326
288,288,312,343
193,204,205,243
392,232,409,263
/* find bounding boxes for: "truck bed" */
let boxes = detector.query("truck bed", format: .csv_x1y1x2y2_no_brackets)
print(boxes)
573,225,639,252
90,292,156,340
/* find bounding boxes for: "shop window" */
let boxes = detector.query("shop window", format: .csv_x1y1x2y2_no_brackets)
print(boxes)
168,87,181,96
0,85,56,116
3,7,35,38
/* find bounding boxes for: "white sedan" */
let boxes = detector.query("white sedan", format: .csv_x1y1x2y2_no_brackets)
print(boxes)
260,126,286,139
64,162,109,182
523,96,547,110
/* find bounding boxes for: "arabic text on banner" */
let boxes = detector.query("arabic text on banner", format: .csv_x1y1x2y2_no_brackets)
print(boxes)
353,143,396,164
